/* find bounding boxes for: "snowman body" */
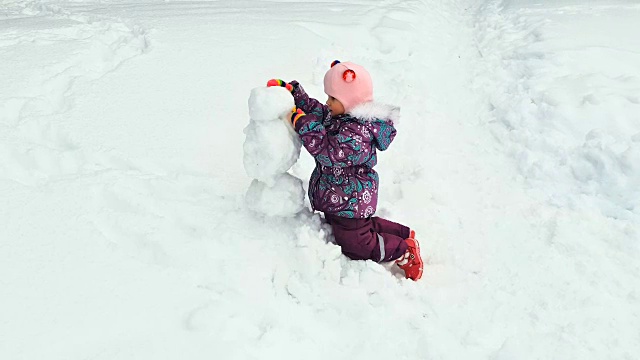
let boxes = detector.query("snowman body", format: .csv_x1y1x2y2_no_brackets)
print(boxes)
243,87,304,217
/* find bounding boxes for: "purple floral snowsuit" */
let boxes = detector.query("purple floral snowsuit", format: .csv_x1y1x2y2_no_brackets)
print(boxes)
290,81,409,262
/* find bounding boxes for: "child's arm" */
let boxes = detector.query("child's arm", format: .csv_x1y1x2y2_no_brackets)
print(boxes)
289,81,330,120
291,111,373,167
266,79,329,119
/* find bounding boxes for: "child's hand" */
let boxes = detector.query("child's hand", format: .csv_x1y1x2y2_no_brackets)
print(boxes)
290,107,305,126
266,79,293,92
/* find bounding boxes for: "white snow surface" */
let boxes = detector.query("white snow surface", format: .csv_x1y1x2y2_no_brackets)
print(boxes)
243,86,303,217
243,87,301,187
1,0,639,359
247,86,295,123
245,175,305,217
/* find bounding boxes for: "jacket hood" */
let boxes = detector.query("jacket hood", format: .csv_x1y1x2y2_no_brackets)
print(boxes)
348,102,399,151
349,101,400,124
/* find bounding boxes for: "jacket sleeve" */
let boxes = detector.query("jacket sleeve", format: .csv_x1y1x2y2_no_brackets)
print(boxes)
293,114,374,168
289,81,330,120
370,119,397,151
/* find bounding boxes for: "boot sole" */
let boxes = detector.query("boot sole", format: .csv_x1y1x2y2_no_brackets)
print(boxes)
414,239,423,280
407,237,424,281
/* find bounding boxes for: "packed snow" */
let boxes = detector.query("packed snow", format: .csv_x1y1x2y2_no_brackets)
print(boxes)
1,0,638,359
243,87,300,187
244,86,303,216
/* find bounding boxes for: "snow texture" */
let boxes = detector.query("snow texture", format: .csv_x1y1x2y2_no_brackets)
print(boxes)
243,86,303,216
245,174,305,217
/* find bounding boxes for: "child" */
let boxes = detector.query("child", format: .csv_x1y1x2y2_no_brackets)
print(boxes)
267,60,423,281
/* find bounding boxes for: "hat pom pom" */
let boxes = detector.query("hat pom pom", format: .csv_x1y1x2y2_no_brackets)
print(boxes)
331,60,341,68
342,69,356,83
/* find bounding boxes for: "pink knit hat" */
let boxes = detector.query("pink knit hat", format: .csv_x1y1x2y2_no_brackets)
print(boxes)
323,61,373,112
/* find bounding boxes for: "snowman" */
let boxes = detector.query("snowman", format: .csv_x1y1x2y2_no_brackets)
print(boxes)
243,86,304,217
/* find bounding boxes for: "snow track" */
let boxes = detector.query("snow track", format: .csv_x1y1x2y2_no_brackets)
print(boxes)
1,1,638,359
1,1,149,186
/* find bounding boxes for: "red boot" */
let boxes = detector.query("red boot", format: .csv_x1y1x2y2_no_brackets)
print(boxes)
396,232,423,281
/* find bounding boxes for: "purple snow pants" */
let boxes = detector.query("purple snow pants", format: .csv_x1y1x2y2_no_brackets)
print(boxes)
324,214,410,263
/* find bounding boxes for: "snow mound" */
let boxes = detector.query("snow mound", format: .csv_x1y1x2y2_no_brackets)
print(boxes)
248,86,295,122
245,173,305,217
243,87,301,186
243,86,303,216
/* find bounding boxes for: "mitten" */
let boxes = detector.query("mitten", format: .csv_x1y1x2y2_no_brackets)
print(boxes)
290,107,305,126
266,79,293,92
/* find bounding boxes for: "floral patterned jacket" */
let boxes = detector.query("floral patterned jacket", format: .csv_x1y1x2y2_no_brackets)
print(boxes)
290,81,399,218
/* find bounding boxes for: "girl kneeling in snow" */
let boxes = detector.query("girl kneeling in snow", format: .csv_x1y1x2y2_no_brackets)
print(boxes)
267,60,423,281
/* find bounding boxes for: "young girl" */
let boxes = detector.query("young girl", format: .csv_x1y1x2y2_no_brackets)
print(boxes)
267,60,423,281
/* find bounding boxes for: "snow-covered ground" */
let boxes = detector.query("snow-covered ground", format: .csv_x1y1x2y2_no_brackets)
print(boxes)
1,0,638,359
